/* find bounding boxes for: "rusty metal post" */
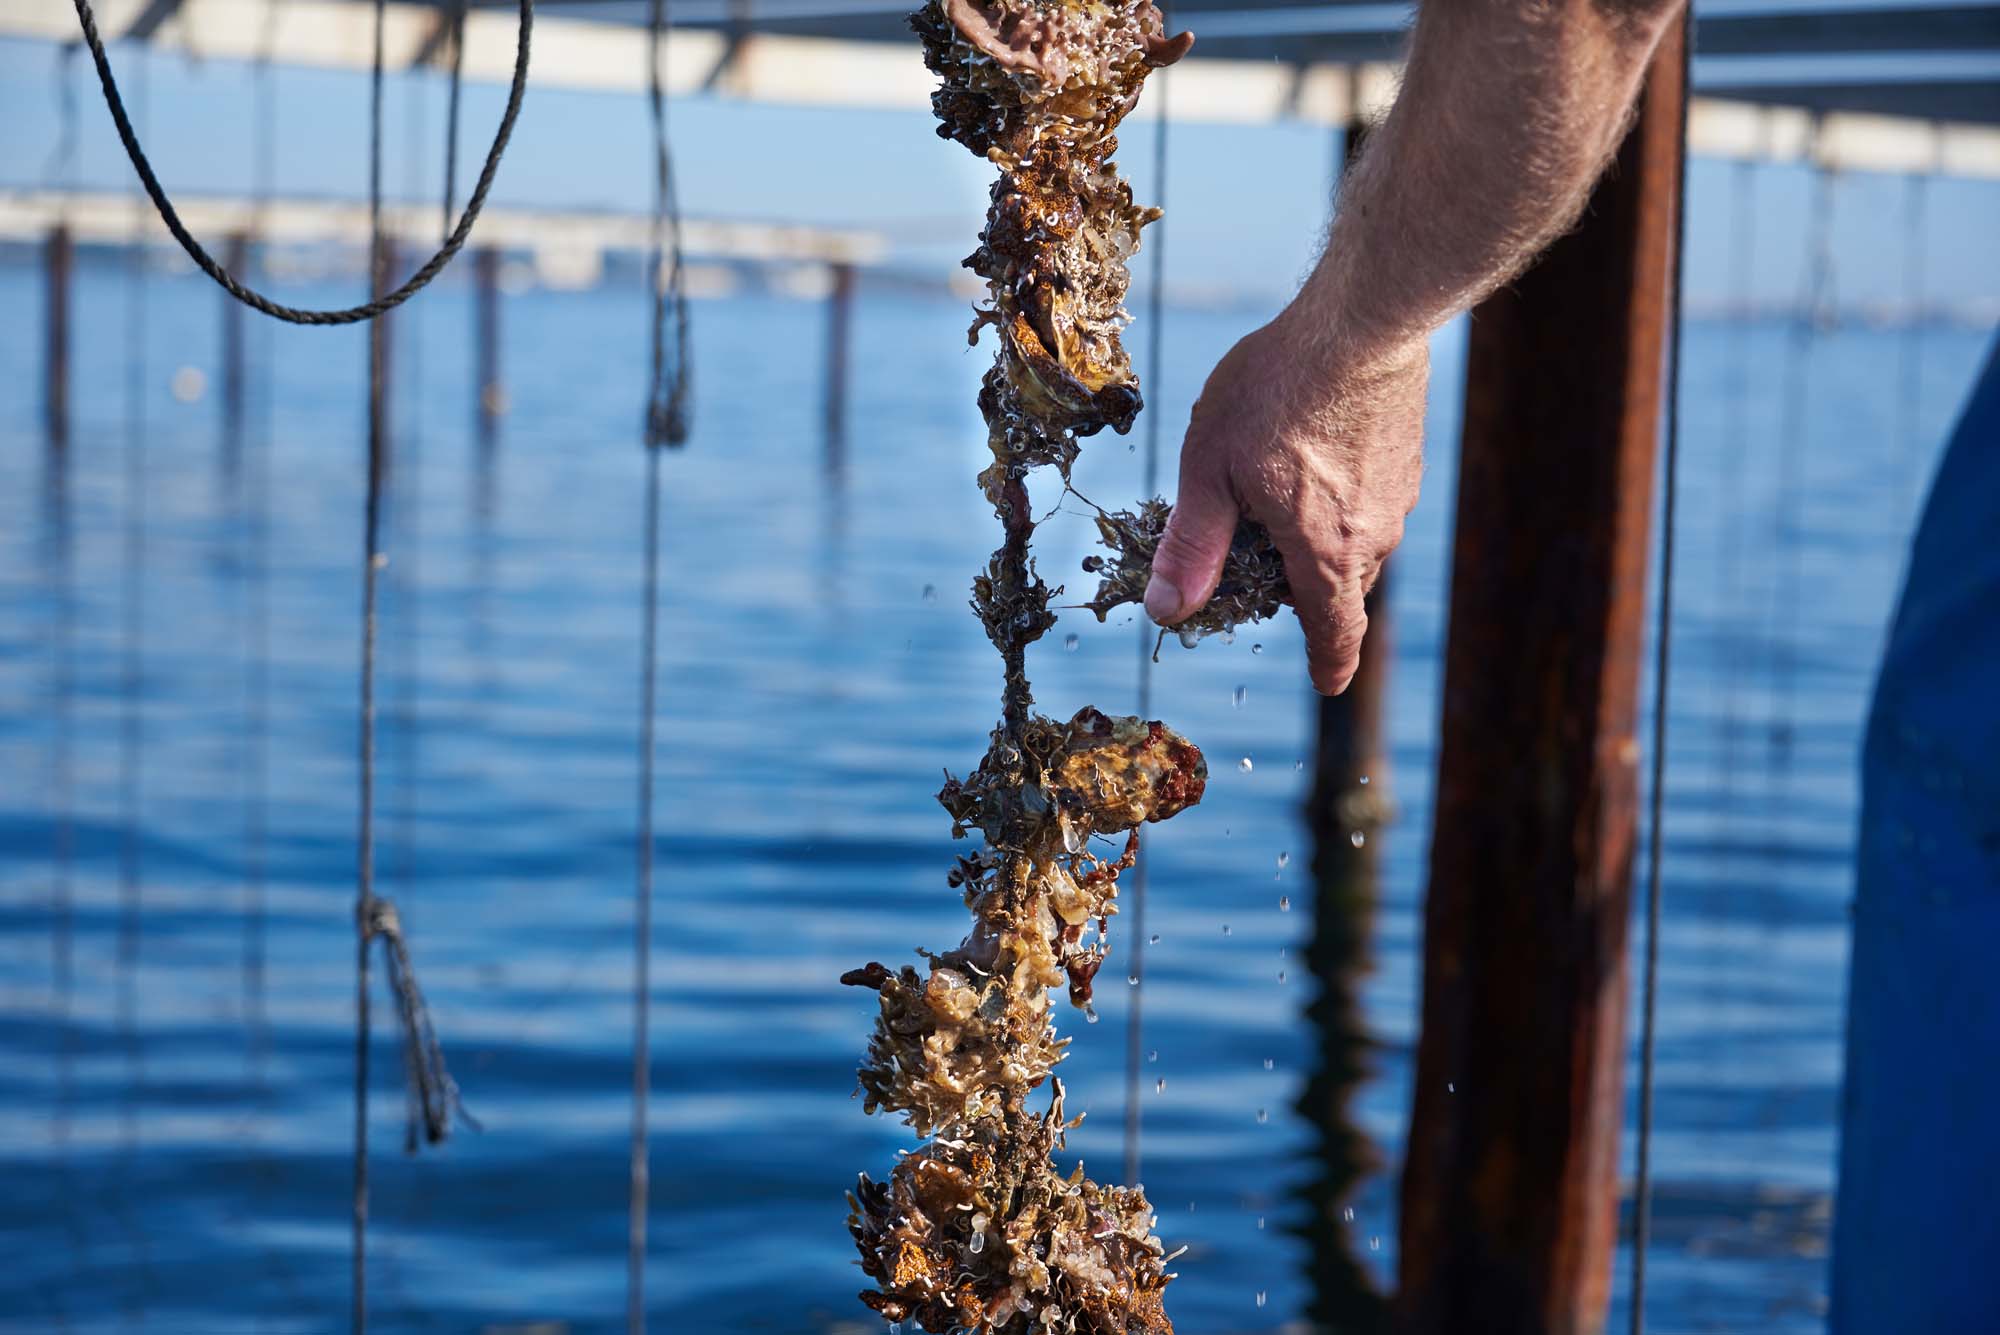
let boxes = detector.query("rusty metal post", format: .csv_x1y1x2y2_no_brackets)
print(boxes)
823,261,857,476
46,225,73,451
1395,24,1686,1335
474,245,502,446
1297,107,1393,1334
222,231,250,492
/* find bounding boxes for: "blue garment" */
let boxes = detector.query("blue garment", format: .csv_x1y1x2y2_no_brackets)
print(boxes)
1831,334,2000,1332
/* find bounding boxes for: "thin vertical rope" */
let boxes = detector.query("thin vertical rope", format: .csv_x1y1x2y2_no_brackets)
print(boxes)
1122,57,1169,1193
394,65,429,906
244,2,279,1081
443,1,466,240
630,445,665,1335
1629,15,1692,1329
353,2,389,1328
644,0,691,447
1711,149,1758,851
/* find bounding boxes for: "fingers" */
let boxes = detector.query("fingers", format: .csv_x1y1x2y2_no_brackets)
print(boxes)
1284,549,1372,696
1145,447,1240,626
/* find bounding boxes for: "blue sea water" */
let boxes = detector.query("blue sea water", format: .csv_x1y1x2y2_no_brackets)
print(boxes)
0,255,1987,1333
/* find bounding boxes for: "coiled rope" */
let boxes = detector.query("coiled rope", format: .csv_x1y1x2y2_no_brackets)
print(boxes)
1628,9,1693,1330
68,0,532,327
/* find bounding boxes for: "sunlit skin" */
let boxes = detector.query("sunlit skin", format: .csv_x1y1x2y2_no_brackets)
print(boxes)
1145,0,1688,694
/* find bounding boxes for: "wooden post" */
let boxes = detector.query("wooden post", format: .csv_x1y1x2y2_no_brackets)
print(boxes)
46,224,73,451
222,231,250,492
823,261,857,476
474,245,502,445
1395,23,1685,1335
1298,106,1393,1334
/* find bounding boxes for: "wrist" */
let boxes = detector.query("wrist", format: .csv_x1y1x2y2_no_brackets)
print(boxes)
1272,273,1426,398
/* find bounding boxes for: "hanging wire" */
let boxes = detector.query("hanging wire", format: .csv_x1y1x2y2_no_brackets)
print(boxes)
68,0,533,328
392,56,430,917
1628,12,1693,1328
1121,52,1170,1193
353,3,392,1321
644,0,692,446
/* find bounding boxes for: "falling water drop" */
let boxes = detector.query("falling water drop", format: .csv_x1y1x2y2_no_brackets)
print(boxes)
1358,774,1371,786
1263,1057,1274,1070
1177,628,1202,649
1369,1236,1381,1252
1127,973,1140,987
1148,1049,1158,1063
1256,1108,1268,1124
1238,757,1254,773
1279,896,1290,912
1063,633,1079,652
1447,1081,1456,1094
1255,1292,1267,1309
1084,1005,1100,1025
1221,924,1232,937
1155,1078,1167,1094
1277,969,1288,983
1223,629,1237,645
1149,933,1160,944
1349,830,1367,848
921,584,937,604
1342,1207,1355,1223
1250,643,1263,654
1257,1215,1266,1230
1276,851,1290,870
1232,684,1247,708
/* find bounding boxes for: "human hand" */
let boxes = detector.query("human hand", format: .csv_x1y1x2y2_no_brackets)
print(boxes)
1143,310,1427,694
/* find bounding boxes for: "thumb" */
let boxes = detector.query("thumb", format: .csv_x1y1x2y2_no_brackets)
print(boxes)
1145,458,1239,626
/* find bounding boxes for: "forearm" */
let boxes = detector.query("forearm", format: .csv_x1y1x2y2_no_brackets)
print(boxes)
1295,0,1685,365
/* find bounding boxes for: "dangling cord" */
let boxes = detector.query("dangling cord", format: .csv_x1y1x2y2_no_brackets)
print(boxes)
1122,51,1169,1193
644,0,691,447
443,0,467,242
353,3,390,1327
631,10,679,1324
68,0,532,327
629,441,665,1334
1628,13,1691,1331
1710,137,1759,876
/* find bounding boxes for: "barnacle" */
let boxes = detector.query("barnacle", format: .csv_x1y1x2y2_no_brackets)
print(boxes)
845,3,1199,1329
1083,497,1293,644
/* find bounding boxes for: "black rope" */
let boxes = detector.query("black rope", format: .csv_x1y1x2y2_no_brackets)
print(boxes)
1122,56,1169,1193
630,444,665,1334
69,0,533,328
1628,13,1693,1329
644,0,692,446
443,0,468,242
353,4,390,1326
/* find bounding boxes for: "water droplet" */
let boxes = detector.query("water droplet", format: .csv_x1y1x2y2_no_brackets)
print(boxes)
1255,1292,1267,1309
1222,629,1237,645
1148,1049,1158,1063
968,1231,986,1254
1277,969,1288,983
921,583,937,603
1263,1057,1274,1070
1447,1081,1456,1094
1294,759,1304,771
1256,1108,1269,1124
1238,757,1254,773
1369,1235,1381,1252
1177,628,1202,649
1232,684,1247,708
1358,774,1371,786
1084,1005,1100,1024
890,1324,903,1335
1342,1207,1355,1223
1127,973,1140,987
1276,851,1290,870
1155,1078,1166,1094
1250,643,1263,654
1278,896,1290,912
1063,633,1079,652
1149,933,1160,944
1257,1215,1266,1230
1221,924,1232,937
1349,830,1367,848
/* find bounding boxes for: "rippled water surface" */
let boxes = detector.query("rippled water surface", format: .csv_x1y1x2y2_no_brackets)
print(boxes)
0,259,1985,1332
